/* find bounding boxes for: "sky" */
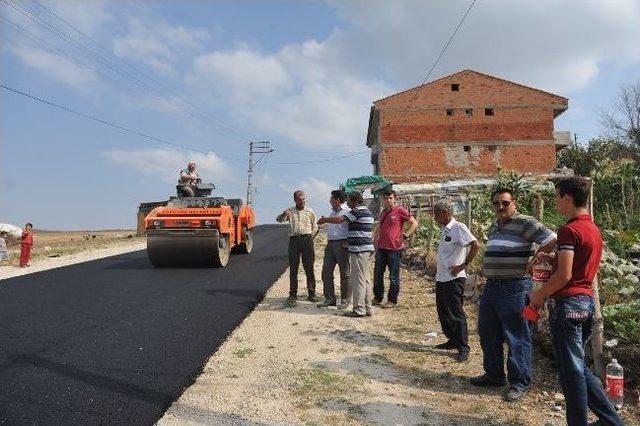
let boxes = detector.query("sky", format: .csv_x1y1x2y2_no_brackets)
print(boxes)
1,0,639,230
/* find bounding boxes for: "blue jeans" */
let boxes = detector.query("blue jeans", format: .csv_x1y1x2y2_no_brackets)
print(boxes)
550,295,623,426
478,278,532,390
373,249,401,303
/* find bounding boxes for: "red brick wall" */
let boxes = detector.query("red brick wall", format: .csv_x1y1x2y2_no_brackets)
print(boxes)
379,107,554,142
372,70,566,182
380,144,557,183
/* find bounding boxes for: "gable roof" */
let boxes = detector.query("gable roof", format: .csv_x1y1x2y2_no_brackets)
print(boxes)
374,69,568,105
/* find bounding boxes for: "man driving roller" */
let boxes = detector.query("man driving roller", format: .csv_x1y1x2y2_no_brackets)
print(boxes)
177,162,200,197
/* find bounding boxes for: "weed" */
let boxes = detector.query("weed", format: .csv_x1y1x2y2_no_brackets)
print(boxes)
233,348,254,358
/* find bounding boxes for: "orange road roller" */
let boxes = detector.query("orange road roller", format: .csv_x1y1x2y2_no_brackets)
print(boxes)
144,183,255,267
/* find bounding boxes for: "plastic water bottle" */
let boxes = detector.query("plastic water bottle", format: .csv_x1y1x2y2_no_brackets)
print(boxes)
606,358,624,409
531,252,554,291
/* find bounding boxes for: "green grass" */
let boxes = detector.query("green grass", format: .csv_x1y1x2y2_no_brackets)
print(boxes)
233,348,255,358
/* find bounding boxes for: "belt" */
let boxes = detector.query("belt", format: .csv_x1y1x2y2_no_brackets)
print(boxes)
290,234,312,238
486,277,529,284
328,238,347,242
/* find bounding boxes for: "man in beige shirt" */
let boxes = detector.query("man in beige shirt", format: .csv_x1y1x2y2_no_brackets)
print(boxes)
277,190,318,306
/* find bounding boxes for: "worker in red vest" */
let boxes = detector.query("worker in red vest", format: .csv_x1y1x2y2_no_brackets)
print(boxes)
20,223,33,267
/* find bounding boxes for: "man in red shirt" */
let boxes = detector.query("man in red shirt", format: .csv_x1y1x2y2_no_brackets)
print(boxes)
373,189,418,308
20,222,34,267
531,177,623,426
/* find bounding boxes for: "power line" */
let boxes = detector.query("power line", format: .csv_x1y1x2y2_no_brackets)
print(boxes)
420,0,478,85
29,0,249,142
2,0,246,142
0,15,148,96
272,151,368,165
0,83,245,161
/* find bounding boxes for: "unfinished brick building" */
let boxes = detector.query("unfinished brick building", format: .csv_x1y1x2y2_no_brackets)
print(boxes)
366,69,570,183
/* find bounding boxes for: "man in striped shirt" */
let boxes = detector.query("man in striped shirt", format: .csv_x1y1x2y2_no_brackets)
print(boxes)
318,191,375,317
471,188,556,402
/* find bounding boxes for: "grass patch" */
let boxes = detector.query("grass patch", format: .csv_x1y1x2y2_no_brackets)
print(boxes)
292,366,370,422
294,367,354,399
365,352,393,366
470,402,489,414
233,348,255,358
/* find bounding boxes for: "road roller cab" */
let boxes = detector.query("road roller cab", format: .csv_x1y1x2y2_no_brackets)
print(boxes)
144,184,255,267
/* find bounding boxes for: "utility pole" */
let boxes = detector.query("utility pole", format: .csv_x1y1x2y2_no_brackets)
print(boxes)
246,141,273,206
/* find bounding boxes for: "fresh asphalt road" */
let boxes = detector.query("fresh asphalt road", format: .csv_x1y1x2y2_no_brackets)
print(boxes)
0,224,289,425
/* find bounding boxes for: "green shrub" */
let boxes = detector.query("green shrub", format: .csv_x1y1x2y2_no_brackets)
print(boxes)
602,302,640,343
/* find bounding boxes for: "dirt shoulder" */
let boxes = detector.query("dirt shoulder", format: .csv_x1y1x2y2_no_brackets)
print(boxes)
1,230,145,280
159,233,640,425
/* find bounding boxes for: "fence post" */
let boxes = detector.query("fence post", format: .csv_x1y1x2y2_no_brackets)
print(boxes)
465,195,472,232
532,193,544,221
588,178,606,380
412,196,421,246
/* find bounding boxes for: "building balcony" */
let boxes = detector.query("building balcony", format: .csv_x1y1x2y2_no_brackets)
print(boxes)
554,131,572,149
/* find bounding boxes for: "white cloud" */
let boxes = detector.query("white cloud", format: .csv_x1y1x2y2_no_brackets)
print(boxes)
187,0,640,150
44,0,112,35
1,0,109,93
113,17,210,75
11,46,100,92
188,45,389,149
102,149,234,185
189,49,292,101
326,0,640,93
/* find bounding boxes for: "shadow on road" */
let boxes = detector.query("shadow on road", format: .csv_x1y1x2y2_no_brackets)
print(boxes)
8,353,173,405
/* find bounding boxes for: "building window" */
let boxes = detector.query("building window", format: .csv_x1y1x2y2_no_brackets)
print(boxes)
485,108,494,116
465,108,473,117
463,145,471,152
488,145,497,152
451,84,459,91
446,108,454,116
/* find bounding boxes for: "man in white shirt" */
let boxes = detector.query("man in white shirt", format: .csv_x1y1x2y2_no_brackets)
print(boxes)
433,199,479,362
318,190,351,308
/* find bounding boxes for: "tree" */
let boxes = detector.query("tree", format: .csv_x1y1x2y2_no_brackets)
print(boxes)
557,137,640,177
600,81,640,146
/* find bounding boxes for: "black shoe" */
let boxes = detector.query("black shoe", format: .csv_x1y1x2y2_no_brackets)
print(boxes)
470,374,505,387
317,300,336,308
372,298,383,306
308,294,319,302
435,341,457,350
343,311,365,318
503,386,528,402
456,351,469,362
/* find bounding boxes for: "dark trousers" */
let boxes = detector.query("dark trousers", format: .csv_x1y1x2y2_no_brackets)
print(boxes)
289,235,315,297
373,249,401,303
550,295,623,426
321,240,350,304
436,278,470,352
478,278,532,390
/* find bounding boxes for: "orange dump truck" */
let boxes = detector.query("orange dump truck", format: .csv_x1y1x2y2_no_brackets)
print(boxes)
144,184,255,267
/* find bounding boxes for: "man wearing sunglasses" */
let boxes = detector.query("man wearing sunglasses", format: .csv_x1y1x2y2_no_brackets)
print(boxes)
470,188,556,402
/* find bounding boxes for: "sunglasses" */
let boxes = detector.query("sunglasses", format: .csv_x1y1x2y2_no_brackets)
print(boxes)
492,200,511,208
